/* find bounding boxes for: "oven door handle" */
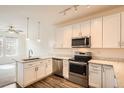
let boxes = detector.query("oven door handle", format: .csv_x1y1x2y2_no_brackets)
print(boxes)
69,61,87,66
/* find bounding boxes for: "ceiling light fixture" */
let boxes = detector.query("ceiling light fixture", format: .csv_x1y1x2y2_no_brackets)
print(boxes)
26,17,30,41
37,21,41,42
59,5,79,16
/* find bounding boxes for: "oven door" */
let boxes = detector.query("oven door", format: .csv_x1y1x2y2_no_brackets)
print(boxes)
69,61,88,87
69,61,87,76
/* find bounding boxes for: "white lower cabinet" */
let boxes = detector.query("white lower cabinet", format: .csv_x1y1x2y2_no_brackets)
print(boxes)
89,64,102,88
17,59,53,87
63,59,69,79
45,59,53,76
102,65,115,88
89,63,116,88
36,62,46,80
24,67,37,86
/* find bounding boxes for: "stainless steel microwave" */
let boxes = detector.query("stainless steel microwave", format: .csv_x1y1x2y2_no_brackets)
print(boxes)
72,36,91,48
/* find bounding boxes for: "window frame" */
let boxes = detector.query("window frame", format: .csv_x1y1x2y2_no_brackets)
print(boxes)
5,36,18,57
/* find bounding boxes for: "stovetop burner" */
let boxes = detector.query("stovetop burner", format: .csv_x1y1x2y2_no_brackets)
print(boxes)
69,55,92,63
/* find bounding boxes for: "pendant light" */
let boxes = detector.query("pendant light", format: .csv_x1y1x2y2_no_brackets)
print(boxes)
37,21,40,42
26,17,30,41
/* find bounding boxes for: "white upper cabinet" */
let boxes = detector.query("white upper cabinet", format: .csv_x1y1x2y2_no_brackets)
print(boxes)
121,12,124,48
63,25,72,48
103,13,120,48
72,23,81,38
91,17,103,48
55,28,64,48
81,20,91,36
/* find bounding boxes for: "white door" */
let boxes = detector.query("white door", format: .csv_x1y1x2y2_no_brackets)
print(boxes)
102,65,115,88
103,13,120,48
81,20,91,36
63,60,69,79
55,28,64,48
45,59,53,76
121,12,124,48
89,63,102,88
37,62,46,80
91,17,103,48
63,25,72,48
24,67,36,86
72,23,81,38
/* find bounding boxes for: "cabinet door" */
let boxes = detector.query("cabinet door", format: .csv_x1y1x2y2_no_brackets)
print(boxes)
103,13,120,48
89,63,102,88
103,65,115,88
121,12,124,48
81,20,91,36
37,62,46,80
91,17,103,48
55,28,64,48
63,60,69,79
46,59,53,76
24,67,36,86
72,23,81,38
63,25,72,48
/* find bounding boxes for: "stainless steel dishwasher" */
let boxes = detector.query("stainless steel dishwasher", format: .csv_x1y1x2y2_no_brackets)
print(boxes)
52,58,63,77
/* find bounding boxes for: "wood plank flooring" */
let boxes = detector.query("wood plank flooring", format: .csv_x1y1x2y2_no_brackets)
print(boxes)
2,75,83,88
27,75,83,88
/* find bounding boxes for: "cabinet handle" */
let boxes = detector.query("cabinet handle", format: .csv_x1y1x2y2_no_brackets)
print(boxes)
46,64,47,68
37,67,38,71
35,67,38,71
35,67,37,71
102,67,104,72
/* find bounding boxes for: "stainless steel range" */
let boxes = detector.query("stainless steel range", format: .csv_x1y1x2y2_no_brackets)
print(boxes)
68,52,92,87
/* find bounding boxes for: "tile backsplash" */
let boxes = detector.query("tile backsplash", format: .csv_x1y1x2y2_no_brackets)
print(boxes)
53,48,124,61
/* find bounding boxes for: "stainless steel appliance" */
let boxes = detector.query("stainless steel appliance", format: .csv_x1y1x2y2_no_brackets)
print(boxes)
52,58,63,77
72,36,91,48
68,52,92,87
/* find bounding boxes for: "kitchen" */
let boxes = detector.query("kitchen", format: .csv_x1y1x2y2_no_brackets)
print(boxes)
0,5,124,89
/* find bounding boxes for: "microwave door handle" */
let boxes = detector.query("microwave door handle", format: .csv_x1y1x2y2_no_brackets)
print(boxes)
84,38,86,45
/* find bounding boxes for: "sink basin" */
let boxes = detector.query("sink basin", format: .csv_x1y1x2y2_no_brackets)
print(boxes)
22,58,40,61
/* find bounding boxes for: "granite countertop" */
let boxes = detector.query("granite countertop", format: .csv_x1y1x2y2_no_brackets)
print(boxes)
89,59,124,88
17,56,71,63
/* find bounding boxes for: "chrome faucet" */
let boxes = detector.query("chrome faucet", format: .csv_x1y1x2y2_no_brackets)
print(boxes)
28,49,33,58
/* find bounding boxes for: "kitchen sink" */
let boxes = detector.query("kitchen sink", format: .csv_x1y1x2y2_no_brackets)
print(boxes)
22,58,40,61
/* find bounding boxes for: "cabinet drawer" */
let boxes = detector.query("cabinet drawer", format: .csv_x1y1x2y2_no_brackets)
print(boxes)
24,62,39,69
89,63,102,71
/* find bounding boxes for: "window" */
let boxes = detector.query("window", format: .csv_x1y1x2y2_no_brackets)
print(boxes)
5,37,18,56
0,36,3,57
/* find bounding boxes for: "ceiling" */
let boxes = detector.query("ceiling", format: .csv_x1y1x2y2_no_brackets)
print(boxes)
0,5,120,27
